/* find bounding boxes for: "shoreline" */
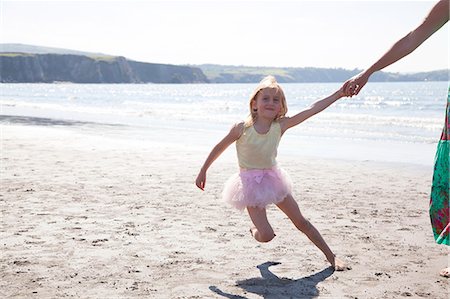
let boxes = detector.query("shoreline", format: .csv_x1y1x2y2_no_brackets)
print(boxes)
1,114,438,167
1,123,448,298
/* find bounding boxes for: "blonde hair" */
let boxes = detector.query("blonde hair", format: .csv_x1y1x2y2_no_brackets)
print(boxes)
245,75,287,126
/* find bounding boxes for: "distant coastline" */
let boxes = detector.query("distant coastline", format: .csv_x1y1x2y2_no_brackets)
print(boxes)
194,64,448,84
1,44,448,84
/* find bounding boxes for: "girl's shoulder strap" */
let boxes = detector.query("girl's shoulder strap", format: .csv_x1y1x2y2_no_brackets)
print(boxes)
272,120,283,137
273,120,281,128
231,121,245,139
273,120,282,131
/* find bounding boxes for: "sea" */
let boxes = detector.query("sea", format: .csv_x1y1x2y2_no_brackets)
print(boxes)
1,81,448,166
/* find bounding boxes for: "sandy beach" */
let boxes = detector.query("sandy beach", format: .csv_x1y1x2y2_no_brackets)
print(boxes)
1,122,448,298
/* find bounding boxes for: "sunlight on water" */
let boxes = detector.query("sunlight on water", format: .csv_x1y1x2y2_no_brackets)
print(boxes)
1,81,447,165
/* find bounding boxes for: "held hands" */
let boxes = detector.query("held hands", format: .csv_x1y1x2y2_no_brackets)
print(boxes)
342,71,370,97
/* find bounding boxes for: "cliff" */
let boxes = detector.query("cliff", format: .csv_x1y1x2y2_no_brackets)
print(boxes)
1,51,447,84
0,53,208,83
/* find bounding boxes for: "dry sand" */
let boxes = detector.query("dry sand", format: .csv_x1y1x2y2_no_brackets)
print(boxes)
1,123,448,298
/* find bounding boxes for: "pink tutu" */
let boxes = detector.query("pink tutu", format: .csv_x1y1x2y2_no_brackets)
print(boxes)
222,167,293,210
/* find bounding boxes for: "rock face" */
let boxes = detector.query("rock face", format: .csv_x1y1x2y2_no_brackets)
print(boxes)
1,52,447,84
0,53,209,83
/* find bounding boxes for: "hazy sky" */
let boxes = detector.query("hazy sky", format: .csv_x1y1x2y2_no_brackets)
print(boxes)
1,0,448,73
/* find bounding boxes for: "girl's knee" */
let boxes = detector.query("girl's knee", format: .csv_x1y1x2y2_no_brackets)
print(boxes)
259,232,275,243
255,228,276,243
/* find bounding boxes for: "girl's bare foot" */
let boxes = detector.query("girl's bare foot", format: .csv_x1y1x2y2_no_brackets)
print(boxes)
439,267,450,278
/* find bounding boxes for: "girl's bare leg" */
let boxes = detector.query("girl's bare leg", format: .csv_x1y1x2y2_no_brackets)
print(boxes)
276,195,348,271
247,206,276,243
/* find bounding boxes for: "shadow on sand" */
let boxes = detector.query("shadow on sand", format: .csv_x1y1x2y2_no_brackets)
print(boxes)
210,261,334,299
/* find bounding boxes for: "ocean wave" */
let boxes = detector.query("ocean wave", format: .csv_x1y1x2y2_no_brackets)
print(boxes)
1,82,447,146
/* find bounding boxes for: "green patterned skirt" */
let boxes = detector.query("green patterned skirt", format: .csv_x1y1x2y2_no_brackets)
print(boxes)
430,88,450,245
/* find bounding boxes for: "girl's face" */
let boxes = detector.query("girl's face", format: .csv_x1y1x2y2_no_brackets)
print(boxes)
252,88,283,121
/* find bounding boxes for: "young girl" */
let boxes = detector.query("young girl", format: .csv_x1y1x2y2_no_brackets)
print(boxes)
195,76,348,271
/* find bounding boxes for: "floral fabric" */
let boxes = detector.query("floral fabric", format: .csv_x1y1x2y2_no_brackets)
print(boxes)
430,88,450,245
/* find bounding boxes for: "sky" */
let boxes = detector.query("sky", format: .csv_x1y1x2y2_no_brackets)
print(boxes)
1,0,448,73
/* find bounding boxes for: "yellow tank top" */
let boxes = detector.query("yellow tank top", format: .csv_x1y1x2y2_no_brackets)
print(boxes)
236,121,281,169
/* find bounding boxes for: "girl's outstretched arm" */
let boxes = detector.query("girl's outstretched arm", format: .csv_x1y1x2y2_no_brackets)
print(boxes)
195,122,244,190
280,89,344,133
